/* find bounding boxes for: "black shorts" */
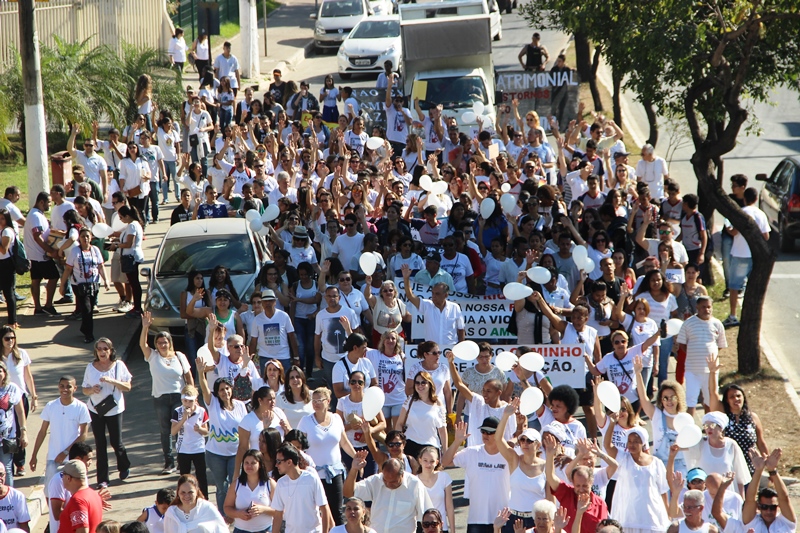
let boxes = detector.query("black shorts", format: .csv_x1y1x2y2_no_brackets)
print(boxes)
577,371,595,406
30,259,60,281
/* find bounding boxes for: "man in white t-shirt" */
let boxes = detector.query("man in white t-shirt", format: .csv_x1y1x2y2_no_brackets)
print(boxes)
29,376,90,496
315,286,361,411
635,207,689,265
635,143,670,201
443,417,511,530
724,187,770,329
0,187,25,232
249,289,299,374
384,77,413,154
330,214,365,261
564,160,593,206
440,236,475,294
271,444,331,533
213,42,241,94
23,193,61,315
67,124,107,194
403,265,465,347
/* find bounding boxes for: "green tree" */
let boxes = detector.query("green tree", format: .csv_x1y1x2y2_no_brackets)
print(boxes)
119,43,185,129
523,0,800,373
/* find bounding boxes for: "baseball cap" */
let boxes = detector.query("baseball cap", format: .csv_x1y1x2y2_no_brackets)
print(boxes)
61,459,88,480
686,468,707,482
478,416,500,433
613,151,630,159
426,251,442,263
520,428,542,442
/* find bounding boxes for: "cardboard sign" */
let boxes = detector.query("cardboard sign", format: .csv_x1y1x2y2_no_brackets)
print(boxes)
496,69,580,133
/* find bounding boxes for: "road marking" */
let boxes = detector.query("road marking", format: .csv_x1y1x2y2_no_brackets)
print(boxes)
769,274,800,279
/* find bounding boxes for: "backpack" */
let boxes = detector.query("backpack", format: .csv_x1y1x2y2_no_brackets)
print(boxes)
232,372,253,404
12,234,30,276
690,211,714,255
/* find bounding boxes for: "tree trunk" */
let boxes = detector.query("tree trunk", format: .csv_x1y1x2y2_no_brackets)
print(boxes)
574,33,592,80
643,99,658,147
588,46,603,111
692,153,777,374
612,66,622,128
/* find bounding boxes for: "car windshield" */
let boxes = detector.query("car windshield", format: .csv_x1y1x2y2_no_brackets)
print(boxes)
351,20,400,39
418,76,488,110
157,235,256,277
321,0,363,17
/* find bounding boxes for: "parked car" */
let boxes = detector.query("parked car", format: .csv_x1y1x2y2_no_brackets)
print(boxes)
313,0,375,52
337,15,401,80
141,218,270,337
757,156,800,252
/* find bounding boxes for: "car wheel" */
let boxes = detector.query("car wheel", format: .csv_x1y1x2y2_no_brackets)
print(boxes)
339,72,352,80
780,218,795,253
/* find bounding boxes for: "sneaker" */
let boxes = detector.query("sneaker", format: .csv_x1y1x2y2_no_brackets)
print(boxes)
112,299,124,312
42,306,59,316
125,309,142,319
14,466,25,477
84,336,96,344
117,301,133,313
33,308,47,316
14,293,26,302
119,468,130,480
54,296,73,305
161,466,176,475
722,289,730,299
93,309,99,315
96,482,108,490
723,315,740,328
66,311,81,321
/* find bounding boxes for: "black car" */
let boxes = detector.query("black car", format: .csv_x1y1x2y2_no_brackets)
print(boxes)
757,156,800,252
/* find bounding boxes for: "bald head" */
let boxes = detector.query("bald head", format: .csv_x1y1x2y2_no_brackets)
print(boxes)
381,458,404,489
705,473,722,496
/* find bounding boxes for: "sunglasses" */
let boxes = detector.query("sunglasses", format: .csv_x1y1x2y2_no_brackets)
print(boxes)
422,522,441,529
659,230,671,235
344,223,355,228
2,336,15,342
339,277,352,282
349,379,365,385
758,504,778,511
387,441,403,448
613,339,627,345
414,381,429,386
518,436,536,444
480,429,495,435
427,350,442,356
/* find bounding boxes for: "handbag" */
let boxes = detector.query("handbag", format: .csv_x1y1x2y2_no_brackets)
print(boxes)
120,254,136,274
92,364,119,417
2,438,19,455
12,235,30,275
189,133,199,147
126,185,142,197
402,396,416,433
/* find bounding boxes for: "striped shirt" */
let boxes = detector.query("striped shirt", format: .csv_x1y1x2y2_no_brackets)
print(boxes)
676,315,727,374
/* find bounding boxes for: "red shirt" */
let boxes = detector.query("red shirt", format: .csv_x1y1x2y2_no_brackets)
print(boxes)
58,487,103,533
554,482,608,533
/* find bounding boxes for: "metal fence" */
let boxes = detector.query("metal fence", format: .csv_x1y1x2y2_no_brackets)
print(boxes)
0,0,173,70
170,0,239,42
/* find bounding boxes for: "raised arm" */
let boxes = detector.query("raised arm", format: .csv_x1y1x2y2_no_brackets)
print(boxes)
140,312,153,360
706,355,725,413
197,361,212,406
495,400,521,468
742,450,767,524
633,355,656,419
442,420,468,467
543,433,562,492
446,351,473,401
402,264,421,309
712,472,735,529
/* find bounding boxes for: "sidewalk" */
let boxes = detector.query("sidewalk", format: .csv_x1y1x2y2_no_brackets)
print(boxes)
193,0,318,90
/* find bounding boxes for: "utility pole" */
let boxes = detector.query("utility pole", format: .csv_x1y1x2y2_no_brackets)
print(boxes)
18,0,50,209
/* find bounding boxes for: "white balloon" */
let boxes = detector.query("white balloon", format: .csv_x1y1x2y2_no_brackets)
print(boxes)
462,111,477,124
111,216,126,233
245,209,261,222
427,193,442,209
366,136,384,151
503,282,533,301
362,387,386,421
359,253,377,276
666,318,684,337
472,101,485,116
676,424,703,449
261,204,280,223
572,245,588,266
673,412,695,433
597,381,621,413
519,351,545,372
419,174,433,192
494,351,518,372
452,340,480,361
431,181,448,195
249,218,263,232
91,223,111,239
581,257,595,273
527,266,551,285
500,193,517,214
196,345,213,367
480,198,496,219
500,183,511,193
519,386,544,415
258,225,270,237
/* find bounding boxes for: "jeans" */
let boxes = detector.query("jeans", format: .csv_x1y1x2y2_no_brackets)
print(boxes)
294,317,315,375
721,231,734,288
322,359,338,411
0,257,16,325
147,183,160,222
178,452,209,498
0,448,13,487
184,326,205,382
190,145,208,177
56,263,73,299
126,263,142,312
162,160,179,202
75,283,97,339
153,393,181,467
206,450,236,515
219,107,233,130
90,410,131,484
657,335,675,384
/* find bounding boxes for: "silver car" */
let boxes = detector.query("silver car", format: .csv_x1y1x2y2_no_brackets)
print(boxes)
314,0,374,52
141,219,270,337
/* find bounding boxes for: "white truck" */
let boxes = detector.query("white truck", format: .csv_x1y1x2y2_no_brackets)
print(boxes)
398,0,500,131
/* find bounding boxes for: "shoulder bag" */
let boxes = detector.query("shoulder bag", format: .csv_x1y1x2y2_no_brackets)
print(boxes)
92,363,119,417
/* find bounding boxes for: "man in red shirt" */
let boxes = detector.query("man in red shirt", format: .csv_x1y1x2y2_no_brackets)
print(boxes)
544,433,608,533
58,460,103,533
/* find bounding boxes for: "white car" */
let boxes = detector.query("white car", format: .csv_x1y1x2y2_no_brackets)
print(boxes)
314,0,374,52
369,0,394,15
337,15,402,79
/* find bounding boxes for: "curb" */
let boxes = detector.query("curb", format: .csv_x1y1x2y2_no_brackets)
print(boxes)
760,336,800,419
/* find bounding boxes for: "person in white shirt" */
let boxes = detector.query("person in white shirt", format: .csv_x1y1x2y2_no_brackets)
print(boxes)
676,297,726,414
402,265,465,348
168,28,188,72
249,289,299,374
23,193,61,315
344,451,433,533
213,41,241,95
156,116,182,204
384,78,413,154
67,124,107,194
635,143,670,201
330,214,365,261
724,187,770,328
271,444,331,533
29,375,91,495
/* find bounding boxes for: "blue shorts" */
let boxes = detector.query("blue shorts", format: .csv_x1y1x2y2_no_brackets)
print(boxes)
382,404,403,419
728,256,752,290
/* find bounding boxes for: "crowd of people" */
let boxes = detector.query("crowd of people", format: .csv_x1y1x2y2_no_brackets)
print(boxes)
0,27,790,533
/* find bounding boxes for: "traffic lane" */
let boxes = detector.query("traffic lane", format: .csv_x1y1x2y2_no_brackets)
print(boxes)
762,251,800,390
